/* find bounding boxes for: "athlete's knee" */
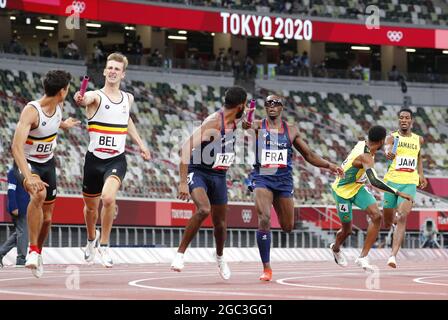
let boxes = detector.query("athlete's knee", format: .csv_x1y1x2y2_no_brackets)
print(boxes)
84,205,97,216
42,216,52,227
281,222,294,233
101,194,116,208
369,210,382,225
31,189,46,203
258,215,271,231
196,205,211,220
213,219,226,231
396,211,407,224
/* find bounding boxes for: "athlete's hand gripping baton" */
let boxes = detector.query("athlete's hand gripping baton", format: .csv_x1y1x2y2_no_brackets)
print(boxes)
79,76,90,97
247,99,256,124
387,136,399,168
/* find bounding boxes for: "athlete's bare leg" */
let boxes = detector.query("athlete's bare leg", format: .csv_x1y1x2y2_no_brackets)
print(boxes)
331,222,352,253
272,196,294,233
177,188,211,254
83,196,100,241
383,208,396,229
360,203,382,257
391,199,413,256
210,204,227,257
99,176,121,245
27,188,46,248
37,203,55,250
254,188,274,270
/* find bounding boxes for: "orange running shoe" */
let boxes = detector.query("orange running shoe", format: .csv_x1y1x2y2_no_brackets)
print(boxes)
259,269,272,281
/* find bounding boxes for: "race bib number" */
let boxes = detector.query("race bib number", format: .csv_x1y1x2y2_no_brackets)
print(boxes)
261,149,287,168
212,153,235,170
395,156,417,172
339,204,349,213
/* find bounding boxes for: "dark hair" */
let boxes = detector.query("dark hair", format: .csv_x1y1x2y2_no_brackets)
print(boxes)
43,70,71,96
224,86,247,109
398,108,413,118
368,125,387,142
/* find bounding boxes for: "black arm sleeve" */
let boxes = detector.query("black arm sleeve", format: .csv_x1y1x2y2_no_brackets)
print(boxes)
366,168,398,195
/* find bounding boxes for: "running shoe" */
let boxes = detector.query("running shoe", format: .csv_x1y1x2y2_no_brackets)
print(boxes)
355,256,375,272
387,255,397,268
84,229,100,263
330,243,348,267
170,252,185,272
259,268,272,281
98,245,113,268
214,252,231,280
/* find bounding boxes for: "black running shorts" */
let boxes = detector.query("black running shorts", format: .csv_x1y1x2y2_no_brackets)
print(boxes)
13,157,57,203
82,151,127,197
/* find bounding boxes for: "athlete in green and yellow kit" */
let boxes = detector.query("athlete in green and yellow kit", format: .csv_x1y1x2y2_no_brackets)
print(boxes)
383,108,427,268
330,126,413,272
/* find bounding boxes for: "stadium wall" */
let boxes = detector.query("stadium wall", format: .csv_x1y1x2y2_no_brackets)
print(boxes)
0,193,447,231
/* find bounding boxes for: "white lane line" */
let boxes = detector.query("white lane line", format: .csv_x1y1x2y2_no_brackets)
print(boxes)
276,273,448,297
413,275,448,287
128,275,355,300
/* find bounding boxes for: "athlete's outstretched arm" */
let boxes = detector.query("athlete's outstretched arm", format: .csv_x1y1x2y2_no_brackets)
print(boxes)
178,116,220,201
74,91,99,108
291,127,343,176
242,119,262,131
417,136,427,189
11,105,49,193
128,117,151,160
59,117,81,130
359,154,413,201
384,134,395,160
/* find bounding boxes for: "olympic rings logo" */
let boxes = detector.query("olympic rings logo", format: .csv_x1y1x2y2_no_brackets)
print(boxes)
72,1,86,14
387,31,403,42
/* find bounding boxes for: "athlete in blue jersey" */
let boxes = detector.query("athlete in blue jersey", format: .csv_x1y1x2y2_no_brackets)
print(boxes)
171,86,247,280
244,95,343,281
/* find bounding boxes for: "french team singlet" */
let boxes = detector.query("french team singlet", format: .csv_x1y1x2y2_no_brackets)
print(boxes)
87,90,130,159
24,101,62,163
253,119,293,176
384,131,421,185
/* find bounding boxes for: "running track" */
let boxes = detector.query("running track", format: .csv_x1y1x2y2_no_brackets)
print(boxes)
0,261,447,300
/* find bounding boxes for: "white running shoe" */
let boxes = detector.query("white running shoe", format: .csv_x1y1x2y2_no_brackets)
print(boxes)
170,252,185,272
355,256,375,272
25,251,39,269
26,252,44,278
34,254,44,278
387,255,397,268
214,252,231,280
98,245,113,268
330,243,348,267
84,230,100,263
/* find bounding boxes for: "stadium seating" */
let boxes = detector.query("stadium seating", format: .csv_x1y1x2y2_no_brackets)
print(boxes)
0,68,447,206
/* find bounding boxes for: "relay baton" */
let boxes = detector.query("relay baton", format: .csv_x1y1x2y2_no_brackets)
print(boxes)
387,136,399,168
80,76,89,97
247,99,256,124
